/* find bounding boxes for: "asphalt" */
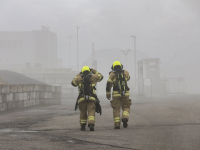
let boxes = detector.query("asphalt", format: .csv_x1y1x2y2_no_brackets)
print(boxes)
0,94,200,150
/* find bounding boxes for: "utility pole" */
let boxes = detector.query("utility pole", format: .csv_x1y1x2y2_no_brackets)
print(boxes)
66,36,72,67
131,35,137,94
92,43,95,68
77,26,79,71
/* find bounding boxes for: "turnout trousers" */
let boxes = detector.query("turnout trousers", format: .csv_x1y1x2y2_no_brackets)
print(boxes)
110,96,132,127
79,101,96,126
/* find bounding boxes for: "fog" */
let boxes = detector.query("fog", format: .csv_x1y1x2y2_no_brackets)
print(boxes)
0,0,200,94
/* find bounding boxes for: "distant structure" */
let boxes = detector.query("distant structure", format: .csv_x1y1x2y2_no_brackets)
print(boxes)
166,77,185,94
138,58,165,96
138,58,185,96
0,26,57,69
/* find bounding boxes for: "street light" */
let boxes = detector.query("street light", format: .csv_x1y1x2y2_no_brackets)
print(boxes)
92,43,95,68
66,36,72,67
131,35,137,94
120,49,131,69
77,26,79,71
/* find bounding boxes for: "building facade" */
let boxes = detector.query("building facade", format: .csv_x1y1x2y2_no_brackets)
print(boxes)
0,26,57,69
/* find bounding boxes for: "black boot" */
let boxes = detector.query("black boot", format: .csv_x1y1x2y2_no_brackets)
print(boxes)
122,118,128,128
81,124,86,131
114,126,120,129
88,124,94,131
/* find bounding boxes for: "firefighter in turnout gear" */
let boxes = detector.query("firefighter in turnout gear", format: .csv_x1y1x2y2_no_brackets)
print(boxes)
71,66,103,131
106,61,131,129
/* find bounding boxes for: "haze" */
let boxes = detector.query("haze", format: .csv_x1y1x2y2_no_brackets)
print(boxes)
0,0,199,94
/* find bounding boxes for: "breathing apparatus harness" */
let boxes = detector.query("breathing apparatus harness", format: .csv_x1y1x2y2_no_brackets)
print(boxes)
75,72,101,115
111,70,130,96
79,73,94,100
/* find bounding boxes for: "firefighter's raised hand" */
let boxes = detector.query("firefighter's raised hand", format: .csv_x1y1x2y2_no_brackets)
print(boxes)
90,68,94,73
90,68,96,74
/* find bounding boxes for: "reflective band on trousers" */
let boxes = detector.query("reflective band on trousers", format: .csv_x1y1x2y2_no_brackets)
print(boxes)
80,119,87,124
113,93,130,97
112,91,130,94
114,117,120,123
78,96,96,102
112,91,130,97
88,116,95,121
78,97,85,102
123,111,129,116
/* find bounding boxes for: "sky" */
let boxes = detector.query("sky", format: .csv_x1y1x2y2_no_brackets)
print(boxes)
0,0,200,93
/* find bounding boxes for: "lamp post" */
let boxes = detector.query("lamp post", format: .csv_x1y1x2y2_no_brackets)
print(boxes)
120,49,131,69
131,35,137,94
92,43,95,68
66,36,72,67
77,26,79,71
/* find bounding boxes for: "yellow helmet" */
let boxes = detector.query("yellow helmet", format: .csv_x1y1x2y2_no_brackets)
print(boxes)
112,61,122,68
111,61,123,71
82,66,90,73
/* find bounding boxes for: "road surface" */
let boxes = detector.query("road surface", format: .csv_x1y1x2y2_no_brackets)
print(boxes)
0,95,200,150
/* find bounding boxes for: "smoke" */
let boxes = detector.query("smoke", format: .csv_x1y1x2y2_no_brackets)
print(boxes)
0,0,200,93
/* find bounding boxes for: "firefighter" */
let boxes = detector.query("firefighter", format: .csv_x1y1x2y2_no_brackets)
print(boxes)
106,61,131,129
71,66,103,131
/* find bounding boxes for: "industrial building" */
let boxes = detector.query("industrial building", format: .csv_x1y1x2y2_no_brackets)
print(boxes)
0,26,57,69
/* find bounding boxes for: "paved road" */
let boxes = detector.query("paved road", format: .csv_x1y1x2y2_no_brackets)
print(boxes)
0,95,200,150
